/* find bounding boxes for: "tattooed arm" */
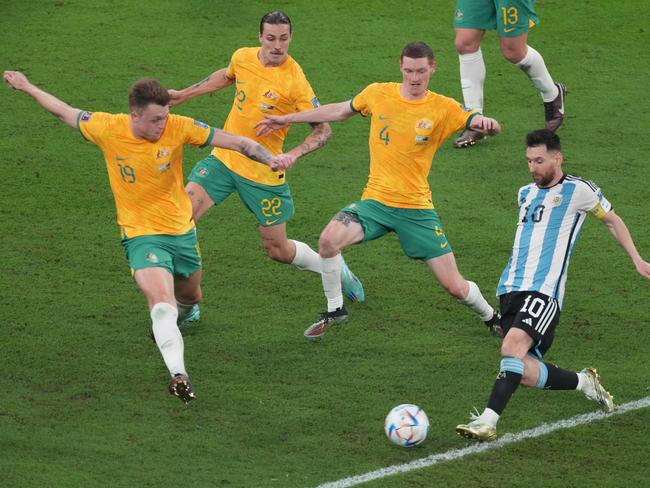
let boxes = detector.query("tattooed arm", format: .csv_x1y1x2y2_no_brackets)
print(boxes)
237,138,276,166
286,122,332,158
168,68,234,107
208,129,283,169
261,122,332,172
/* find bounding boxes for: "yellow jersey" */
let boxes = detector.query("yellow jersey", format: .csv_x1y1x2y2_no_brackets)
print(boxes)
213,47,320,186
351,83,477,209
78,111,214,237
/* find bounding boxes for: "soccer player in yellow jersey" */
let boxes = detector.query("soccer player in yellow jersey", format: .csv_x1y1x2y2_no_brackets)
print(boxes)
168,11,365,307
3,70,286,402
256,42,503,339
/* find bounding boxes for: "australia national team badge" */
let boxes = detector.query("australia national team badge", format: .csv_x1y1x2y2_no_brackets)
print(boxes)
263,90,279,101
415,118,433,145
156,148,170,159
260,90,279,113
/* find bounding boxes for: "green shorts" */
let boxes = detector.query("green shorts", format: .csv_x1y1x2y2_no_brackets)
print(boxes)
341,199,453,261
188,155,295,227
454,0,539,37
121,228,202,278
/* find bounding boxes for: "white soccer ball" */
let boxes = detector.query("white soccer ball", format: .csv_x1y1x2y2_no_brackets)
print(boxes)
384,404,429,447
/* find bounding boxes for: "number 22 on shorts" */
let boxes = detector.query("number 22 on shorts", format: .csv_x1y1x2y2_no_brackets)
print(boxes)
260,197,282,225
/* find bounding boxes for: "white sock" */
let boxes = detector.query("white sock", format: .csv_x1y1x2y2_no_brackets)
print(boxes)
176,301,194,324
321,255,344,312
291,240,322,274
150,302,187,377
479,408,500,427
576,371,586,391
516,46,559,102
459,48,486,112
459,281,495,321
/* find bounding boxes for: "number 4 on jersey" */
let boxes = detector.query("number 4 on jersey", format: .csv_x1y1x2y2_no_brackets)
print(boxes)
379,125,390,145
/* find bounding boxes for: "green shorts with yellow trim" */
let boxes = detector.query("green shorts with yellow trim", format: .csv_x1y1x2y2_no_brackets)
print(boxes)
188,155,295,227
454,0,538,37
121,228,201,278
341,199,452,261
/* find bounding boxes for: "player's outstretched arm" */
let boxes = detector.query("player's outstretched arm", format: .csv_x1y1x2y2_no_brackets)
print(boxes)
602,210,650,279
4,71,81,128
469,114,501,135
168,68,233,107
255,100,355,137
280,122,332,169
208,128,287,171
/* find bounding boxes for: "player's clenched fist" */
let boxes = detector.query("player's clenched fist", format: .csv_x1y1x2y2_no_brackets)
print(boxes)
3,70,30,91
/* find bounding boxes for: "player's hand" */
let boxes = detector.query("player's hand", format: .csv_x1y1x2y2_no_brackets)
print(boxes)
472,115,501,135
168,89,184,107
255,115,290,137
635,259,650,280
270,153,297,171
3,70,30,91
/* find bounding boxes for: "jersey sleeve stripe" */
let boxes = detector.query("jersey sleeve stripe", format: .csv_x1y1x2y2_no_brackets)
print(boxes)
565,175,598,192
465,112,479,128
200,127,215,148
76,111,89,141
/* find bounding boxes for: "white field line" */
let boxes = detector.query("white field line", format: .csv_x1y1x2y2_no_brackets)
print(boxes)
314,395,650,488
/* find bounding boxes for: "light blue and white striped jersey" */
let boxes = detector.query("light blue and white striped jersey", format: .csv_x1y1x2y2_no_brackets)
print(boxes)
497,175,612,308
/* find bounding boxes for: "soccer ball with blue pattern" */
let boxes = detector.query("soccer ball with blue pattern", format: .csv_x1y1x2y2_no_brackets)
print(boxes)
384,404,429,447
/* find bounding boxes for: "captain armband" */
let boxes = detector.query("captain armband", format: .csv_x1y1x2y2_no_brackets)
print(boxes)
589,203,608,219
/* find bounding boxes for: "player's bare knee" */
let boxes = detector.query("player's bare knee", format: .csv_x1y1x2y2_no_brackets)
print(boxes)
318,231,340,258
189,288,203,304
500,340,524,359
500,44,527,64
176,287,202,305
520,372,537,387
455,40,480,55
442,280,466,299
454,29,482,54
263,239,293,264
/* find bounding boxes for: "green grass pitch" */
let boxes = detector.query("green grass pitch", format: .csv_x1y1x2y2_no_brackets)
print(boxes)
1,1,648,487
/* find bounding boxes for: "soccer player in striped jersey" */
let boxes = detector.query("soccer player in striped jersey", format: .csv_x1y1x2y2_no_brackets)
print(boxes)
456,129,650,441
256,41,503,340
3,71,287,403
168,11,365,307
